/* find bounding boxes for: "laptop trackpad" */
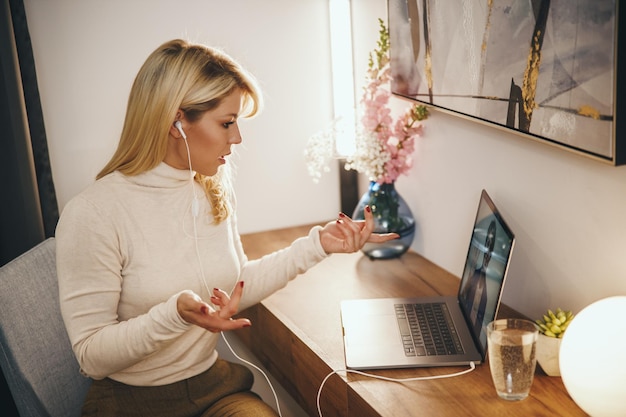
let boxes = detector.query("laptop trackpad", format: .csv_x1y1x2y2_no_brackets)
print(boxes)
344,314,400,348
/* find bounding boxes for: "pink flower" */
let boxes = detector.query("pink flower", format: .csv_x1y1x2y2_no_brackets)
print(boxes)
344,19,428,184
387,136,399,150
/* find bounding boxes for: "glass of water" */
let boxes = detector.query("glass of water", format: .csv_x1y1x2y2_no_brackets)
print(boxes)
487,318,539,401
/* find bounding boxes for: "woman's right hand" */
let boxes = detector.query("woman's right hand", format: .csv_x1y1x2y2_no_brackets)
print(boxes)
177,281,251,332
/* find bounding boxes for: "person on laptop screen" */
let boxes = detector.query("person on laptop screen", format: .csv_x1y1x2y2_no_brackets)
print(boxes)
460,219,496,341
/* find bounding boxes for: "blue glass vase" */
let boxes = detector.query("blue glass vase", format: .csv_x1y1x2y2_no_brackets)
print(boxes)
352,181,416,259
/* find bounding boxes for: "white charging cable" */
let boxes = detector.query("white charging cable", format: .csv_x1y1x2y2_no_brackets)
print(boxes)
316,362,476,417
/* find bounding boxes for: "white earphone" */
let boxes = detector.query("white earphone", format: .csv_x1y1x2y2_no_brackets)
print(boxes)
174,120,187,140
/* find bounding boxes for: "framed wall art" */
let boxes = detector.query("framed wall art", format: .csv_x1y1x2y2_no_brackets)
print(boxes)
388,0,625,165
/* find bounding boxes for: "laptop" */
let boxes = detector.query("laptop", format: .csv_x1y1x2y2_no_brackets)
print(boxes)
340,189,515,369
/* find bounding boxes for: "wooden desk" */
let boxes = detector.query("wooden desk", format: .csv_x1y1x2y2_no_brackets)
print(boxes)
236,225,586,417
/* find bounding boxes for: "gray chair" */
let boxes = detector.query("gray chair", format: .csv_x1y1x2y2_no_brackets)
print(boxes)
0,238,91,417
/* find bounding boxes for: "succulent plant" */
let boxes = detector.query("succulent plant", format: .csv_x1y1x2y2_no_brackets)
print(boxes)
536,308,574,338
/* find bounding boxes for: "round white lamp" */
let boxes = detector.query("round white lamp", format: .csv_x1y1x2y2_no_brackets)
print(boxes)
559,296,626,417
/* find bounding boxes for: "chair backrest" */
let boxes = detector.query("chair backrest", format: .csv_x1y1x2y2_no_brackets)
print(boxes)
0,238,91,417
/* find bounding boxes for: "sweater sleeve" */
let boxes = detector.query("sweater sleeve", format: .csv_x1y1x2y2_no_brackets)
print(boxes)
229,214,329,311
56,196,193,379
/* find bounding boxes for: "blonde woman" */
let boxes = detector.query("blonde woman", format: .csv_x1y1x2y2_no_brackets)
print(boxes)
56,39,397,417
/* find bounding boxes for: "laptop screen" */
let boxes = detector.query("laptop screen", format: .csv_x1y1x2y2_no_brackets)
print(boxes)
457,190,515,356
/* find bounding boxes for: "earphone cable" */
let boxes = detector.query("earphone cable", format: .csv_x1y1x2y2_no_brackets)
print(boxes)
180,128,282,417
181,135,212,297
221,332,283,417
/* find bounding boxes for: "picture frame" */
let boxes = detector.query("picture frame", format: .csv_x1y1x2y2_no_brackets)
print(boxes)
388,0,625,165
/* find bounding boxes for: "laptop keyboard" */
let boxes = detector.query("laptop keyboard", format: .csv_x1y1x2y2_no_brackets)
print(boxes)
395,303,465,357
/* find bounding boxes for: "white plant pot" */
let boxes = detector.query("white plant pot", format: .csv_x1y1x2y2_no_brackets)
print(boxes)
536,333,562,376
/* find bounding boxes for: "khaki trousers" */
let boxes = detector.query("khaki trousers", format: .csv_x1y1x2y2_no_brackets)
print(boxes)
82,359,279,417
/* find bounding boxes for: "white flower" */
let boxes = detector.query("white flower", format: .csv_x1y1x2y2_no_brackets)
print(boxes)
344,130,390,181
304,123,339,183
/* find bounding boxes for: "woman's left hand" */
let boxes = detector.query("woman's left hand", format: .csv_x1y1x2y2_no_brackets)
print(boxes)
319,205,399,254
177,282,250,333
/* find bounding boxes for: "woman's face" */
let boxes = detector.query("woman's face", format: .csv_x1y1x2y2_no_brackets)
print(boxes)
166,89,243,176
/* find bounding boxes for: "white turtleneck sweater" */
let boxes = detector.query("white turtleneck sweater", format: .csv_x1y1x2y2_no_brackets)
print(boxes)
56,163,327,386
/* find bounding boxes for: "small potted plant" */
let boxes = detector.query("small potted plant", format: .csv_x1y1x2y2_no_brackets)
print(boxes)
535,308,575,376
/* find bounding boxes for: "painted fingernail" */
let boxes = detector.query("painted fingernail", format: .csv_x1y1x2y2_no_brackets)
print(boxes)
213,288,219,292
338,212,347,218
239,281,244,288
365,205,371,213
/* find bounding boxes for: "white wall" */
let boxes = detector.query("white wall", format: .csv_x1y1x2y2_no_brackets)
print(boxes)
25,0,341,235
25,0,626,369
353,0,626,320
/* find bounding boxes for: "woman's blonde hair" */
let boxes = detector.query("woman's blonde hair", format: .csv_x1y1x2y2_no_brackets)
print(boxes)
97,39,262,223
